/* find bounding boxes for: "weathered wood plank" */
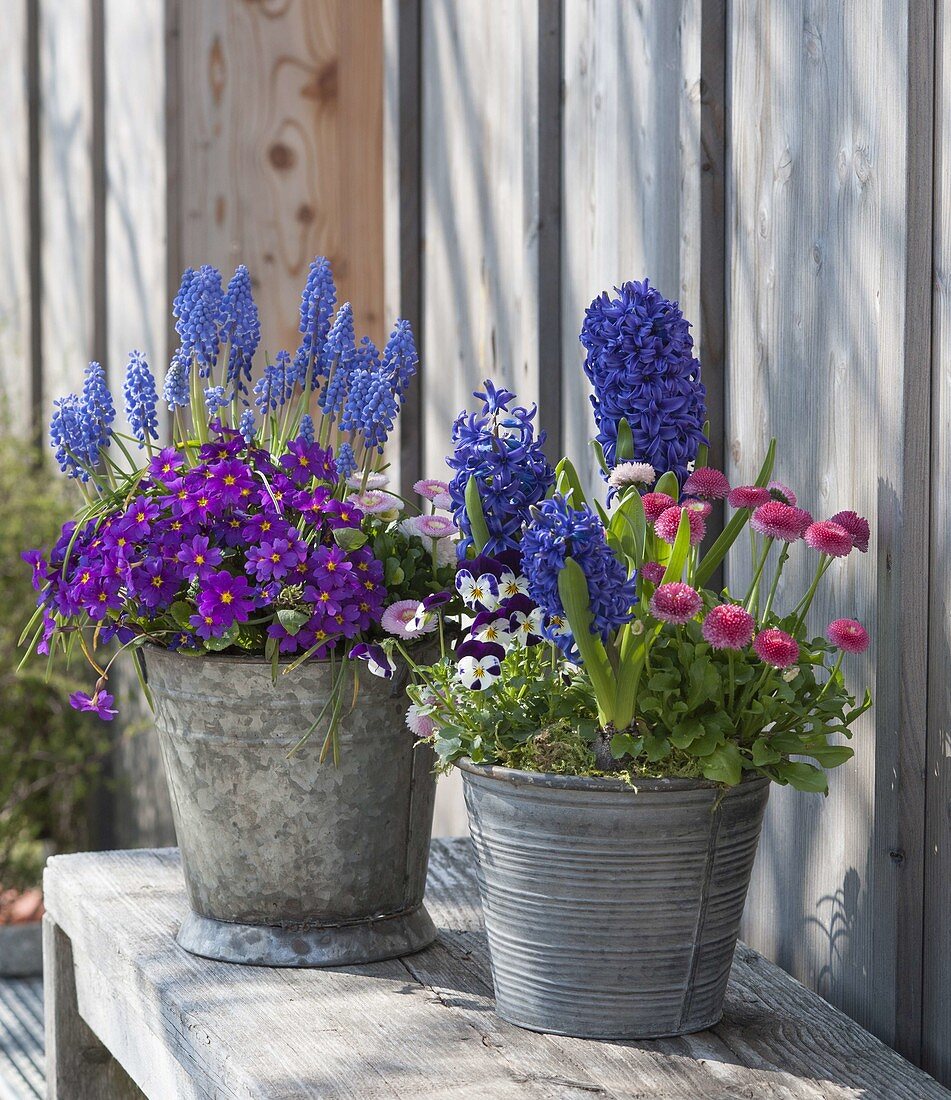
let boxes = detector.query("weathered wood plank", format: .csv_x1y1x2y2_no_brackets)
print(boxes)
42,915,142,1100
0,0,32,432
727,0,933,1061
924,0,951,1081
560,0,701,498
42,841,948,1099
38,0,95,409
173,0,384,359
420,0,543,474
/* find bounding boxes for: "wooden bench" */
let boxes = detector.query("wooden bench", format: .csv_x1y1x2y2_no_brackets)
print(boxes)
43,838,949,1099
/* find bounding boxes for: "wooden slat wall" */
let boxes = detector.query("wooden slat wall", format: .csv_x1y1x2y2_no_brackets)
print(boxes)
925,0,951,1081
0,0,32,430
726,0,934,1061
172,0,383,358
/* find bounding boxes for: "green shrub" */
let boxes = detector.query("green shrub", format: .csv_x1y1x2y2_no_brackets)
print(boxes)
0,432,111,893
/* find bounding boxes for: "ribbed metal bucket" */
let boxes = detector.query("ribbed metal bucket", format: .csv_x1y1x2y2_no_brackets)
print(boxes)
460,759,769,1038
144,647,437,967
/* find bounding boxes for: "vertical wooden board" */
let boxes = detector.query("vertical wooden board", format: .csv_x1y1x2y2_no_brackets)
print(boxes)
420,0,541,477
924,0,951,1082
728,0,930,1056
173,0,383,364
39,0,94,412
0,0,31,430
560,0,695,499
104,0,167,435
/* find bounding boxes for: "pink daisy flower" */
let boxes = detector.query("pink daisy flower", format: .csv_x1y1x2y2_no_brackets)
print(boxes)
382,599,437,639
414,478,450,501
346,472,389,491
826,618,870,654
753,628,800,668
750,501,813,542
405,697,437,738
641,492,678,524
403,514,456,540
804,520,853,557
767,481,798,506
650,582,703,625
349,490,402,515
830,510,870,553
609,462,656,490
685,499,713,519
702,604,755,650
683,467,730,501
640,561,667,585
655,506,706,546
728,485,771,510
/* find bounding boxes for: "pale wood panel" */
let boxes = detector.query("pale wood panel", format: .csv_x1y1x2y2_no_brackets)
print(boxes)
174,0,383,361
104,0,167,433
0,0,31,430
728,0,932,1060
39,0,94,409
924,0,951,1081
420,0,541,478
42,842,951,1099
561,0,697,498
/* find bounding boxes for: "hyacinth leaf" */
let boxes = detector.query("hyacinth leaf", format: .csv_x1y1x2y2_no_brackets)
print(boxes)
655,470,680,500
593,498,611,528
694,438,777,588
696,419,711,469
557,556,616,726
589,439,609,475
464,474,491,553
554,457,588,509
615,417,635,462
610,489,647,565
661,510,693,584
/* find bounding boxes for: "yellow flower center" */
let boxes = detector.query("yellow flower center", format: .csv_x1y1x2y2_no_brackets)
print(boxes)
220,592,233,605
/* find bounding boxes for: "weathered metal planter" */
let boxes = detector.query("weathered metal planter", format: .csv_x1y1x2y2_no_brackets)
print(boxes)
144,646,437,967
459,758,770,1039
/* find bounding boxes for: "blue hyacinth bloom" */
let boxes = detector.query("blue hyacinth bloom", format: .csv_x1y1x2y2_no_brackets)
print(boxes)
239,407,256,444
82,362,115,454
299,413,315,444
339,337,379,435
222,265,260,392
203,385,227,417
521,494,638,656
50,394,98,480
318,303,355,418
162,353,189,410
446,380,554,557
123,350,159,445
580,279,707,486
382,319,418,395
173,264,224,377
293,256,337,388
335,440,357,480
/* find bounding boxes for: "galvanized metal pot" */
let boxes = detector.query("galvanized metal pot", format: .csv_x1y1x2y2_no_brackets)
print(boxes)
143,646,437,967
459,759,770,1039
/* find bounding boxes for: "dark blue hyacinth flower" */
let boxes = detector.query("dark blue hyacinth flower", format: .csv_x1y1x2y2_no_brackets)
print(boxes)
580,279,707,487
521,493,637,657
446,381,554,557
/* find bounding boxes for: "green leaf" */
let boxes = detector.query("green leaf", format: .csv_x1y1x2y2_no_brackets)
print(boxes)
557,557,616,725
610,490,647,566
655,471,680,499
465,475,491,553
384,557,405,586
776,760,829,793
170,600,195,629
610,732,639,759
670,718,704,749
661,509,693,584
332,526,368,551
616,418,635,462
701,743,743,785
203,624,240,652
696,420,711,469
555,457,588,509
802,744,854,768
589,439,609,475
751,737,781,766
694,438,776,588
277,608,309,637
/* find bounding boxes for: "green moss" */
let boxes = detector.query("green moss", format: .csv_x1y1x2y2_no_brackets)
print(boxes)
0,425,111,892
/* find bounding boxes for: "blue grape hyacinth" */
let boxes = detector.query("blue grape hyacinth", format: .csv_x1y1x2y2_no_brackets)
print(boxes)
294,256,337,387
222,265,260,392
173,264,224,376
580,279,707,486
123,350,159,445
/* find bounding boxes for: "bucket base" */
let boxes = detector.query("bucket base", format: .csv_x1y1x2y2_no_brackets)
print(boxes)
175,904,437,967
496,1004,723,1040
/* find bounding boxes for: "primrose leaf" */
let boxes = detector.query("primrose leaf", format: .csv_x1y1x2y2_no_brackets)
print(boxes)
701,743,743,785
